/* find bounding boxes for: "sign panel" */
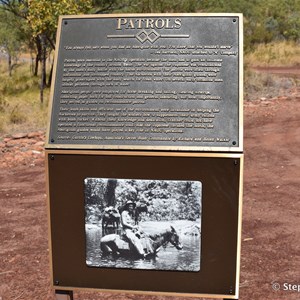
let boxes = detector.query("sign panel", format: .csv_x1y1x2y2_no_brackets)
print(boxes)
46,151,243,298
46,14,243,151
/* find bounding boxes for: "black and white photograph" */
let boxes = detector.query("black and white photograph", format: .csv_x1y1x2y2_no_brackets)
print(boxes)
85,178,202,272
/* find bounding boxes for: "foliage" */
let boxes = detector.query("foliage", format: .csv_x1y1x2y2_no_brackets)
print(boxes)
0,10,21,52
262,0,300,42
120,0,198,13
23,0,92,101
23,0,92,42
85,179,202,222
0,0,93,102
95,0,299,51
0,9,24,75
200,0,300,51
91,0,128,13
91,0,198,13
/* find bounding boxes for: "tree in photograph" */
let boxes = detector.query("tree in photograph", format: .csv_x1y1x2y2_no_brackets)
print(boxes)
104,179,117,207
84,178,107,223
84,178,107,206
115,180,139,205
178,181,201,221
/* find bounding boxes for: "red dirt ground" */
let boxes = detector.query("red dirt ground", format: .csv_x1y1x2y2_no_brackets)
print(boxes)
253,66,300,77
0,83,299,299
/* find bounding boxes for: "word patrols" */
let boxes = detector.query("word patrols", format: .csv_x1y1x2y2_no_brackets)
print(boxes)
116,18,182,30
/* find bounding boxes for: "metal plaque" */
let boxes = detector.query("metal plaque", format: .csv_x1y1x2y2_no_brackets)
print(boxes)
46,14,243,151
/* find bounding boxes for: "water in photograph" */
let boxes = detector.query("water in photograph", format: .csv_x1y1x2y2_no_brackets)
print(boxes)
86,223,201,272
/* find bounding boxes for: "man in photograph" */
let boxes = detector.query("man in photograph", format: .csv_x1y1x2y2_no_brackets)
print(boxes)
121,200,147,258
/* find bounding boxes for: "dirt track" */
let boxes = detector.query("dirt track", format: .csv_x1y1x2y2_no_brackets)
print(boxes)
0,86,299,299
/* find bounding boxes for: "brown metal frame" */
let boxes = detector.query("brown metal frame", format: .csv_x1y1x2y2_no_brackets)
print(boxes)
46,150,243,299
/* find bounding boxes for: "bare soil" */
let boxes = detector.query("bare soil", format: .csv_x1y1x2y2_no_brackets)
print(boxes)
253,66,300,77
0,75,299,299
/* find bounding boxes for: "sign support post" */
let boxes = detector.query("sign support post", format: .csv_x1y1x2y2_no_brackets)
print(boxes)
55,290,73,300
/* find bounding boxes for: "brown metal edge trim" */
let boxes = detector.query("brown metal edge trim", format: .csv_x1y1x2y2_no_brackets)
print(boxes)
52,286,238,299
44,144,243,152
235,154,244,298
239,15,244,152
59,13,243,18
45,149,243,158
45,152,54,287
45,16,62,146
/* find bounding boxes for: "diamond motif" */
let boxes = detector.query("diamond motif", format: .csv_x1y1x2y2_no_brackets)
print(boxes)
135,30,161,43
136,31,148,43
148,30,160,43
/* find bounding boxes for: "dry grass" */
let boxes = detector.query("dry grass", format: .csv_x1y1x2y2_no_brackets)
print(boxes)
244,69,298,101
245,41,300,67
244,41,300,100
0,60,49,135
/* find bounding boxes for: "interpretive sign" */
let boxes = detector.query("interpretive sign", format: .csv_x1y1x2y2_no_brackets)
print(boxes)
46,13,244,300
46,14,243,151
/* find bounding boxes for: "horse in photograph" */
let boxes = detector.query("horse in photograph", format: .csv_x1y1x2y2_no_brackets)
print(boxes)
100,225,183,258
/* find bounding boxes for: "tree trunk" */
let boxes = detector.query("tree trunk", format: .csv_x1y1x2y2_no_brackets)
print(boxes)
34,55,39,76
30,55,34,75
42,43,47,87
48,59,54,87
39,34,46,104
105,180,117,207
34,36,42,76
185,181,192,195
8,53,12,77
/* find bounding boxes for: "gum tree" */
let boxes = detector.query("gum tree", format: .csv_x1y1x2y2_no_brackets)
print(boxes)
23,0,92,103
0,0,92,102
0,10,23,76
